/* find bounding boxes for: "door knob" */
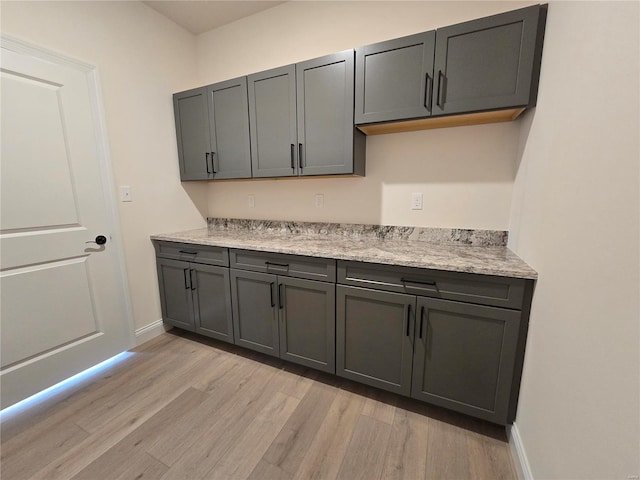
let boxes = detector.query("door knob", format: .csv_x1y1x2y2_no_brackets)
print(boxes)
86,235,107,245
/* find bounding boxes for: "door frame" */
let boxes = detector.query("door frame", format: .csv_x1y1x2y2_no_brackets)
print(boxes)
0,34,135,406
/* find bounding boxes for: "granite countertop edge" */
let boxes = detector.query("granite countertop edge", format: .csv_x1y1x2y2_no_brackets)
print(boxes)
151,228,538,280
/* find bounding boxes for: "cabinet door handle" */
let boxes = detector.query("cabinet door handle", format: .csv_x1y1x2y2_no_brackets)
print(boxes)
419,305,425,339
183,268,190,290
298,143,303,170
211,152,217,174
190,269,197,290
269,282,275,307
436,70,445,109
290,144,295,169
424,73,433,112
406,304,412,337
205,152,211,174
278,283,284,309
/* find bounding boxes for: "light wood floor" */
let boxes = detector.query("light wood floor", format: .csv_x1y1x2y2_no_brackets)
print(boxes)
1,330,517,480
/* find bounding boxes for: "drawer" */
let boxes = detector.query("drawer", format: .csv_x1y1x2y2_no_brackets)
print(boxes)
154,241,229,267
230,249,336,282
337,261,525,309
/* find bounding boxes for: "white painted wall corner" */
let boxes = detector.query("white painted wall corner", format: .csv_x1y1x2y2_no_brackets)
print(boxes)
135,319,171,346
508,423,533,480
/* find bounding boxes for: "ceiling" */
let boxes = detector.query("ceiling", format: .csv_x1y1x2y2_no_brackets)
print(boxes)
144,1,287,35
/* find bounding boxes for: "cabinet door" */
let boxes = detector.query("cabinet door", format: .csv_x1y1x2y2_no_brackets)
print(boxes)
192,264,233,344
278,277,335,373
336,285,415,396
412,297,520,424
248,65,298,178
207,77,252,179
230,269,279,357
296,50,355,176
433,5,544,116
173,87,212,181
355,31,436,124
156,258,195,331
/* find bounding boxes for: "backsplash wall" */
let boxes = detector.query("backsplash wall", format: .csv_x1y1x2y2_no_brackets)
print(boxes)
195,1,535,230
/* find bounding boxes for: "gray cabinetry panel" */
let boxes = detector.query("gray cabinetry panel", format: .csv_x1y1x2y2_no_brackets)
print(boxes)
433,5,545,115
230,269,279,357
173,87,211,181
278,277,335,373
156,258,195,331
338,260,524,309
412,297,521,424
297,51,359,176
336,285,414,396
192,264,233,343
207,77,252,179
230,249,336,282
355,31,436,124
248,65,298,178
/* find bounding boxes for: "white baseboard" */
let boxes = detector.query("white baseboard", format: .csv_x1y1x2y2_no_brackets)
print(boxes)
135,319,170,346
508,423,533,480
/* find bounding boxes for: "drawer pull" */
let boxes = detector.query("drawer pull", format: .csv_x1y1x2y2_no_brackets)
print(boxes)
179,250,198,255
265,261,289,268
401,278,436,287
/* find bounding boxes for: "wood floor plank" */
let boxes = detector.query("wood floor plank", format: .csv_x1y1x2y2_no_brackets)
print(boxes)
336,415,392,480
69,387,208,480
2,333,517,480
292,388,365,480
380,402,430,480
146,361,273,467
204,392,300,480
156,364,285,478
261,380,337,475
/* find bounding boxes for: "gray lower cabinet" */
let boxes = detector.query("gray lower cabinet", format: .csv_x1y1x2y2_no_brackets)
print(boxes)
156,258,234,343
248,50,365,178
173,77,252,181
230,267,336,373
336,263,529,425
336,285,414,396
411,297,521,424
355,4,546,125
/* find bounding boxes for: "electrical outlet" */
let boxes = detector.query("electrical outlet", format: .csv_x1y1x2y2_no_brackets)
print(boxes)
315,194,324,208
248,194,255,208
120,186,132,202
411,192,423,210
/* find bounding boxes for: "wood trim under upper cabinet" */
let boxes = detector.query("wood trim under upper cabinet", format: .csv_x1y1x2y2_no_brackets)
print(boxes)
357,108,525,135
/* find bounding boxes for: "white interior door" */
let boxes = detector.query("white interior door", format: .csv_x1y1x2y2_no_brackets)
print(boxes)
0,37,133,409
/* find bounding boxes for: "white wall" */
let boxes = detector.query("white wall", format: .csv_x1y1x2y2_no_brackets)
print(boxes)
508,2,640,479
196,1,535,229
1,1,207,331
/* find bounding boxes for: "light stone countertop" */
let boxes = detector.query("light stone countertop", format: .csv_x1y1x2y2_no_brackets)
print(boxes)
151,227,537,280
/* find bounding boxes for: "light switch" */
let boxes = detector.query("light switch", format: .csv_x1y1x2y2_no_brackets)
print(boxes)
120,186,132,202
315,194,324,208
411,192,423,210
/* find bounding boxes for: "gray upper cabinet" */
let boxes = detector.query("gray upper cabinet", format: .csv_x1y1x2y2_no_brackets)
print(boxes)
297,51,363,176
206,77,252,179
248,50,365,178
173,87,211,181
248,65,298,178
173,77,251,181
354,4,546,126
411,297,521,424
433,5,546,116
355,31,436,124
